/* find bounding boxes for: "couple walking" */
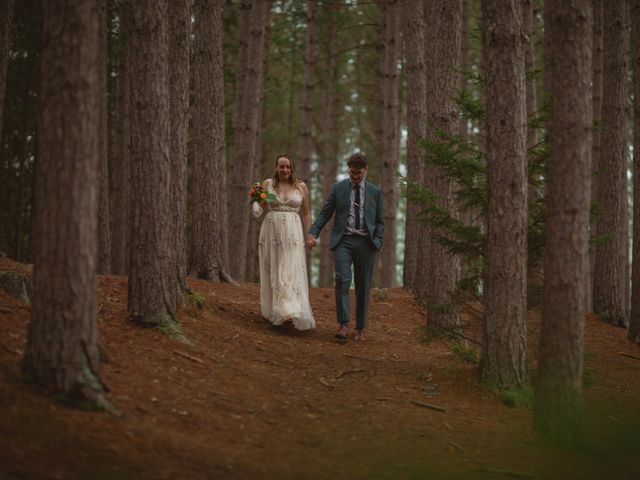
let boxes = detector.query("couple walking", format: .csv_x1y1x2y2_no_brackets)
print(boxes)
254,152,384,341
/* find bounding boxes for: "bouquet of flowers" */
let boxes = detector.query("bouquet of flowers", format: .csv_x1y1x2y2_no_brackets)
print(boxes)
248,181,277,219
248,181,277,206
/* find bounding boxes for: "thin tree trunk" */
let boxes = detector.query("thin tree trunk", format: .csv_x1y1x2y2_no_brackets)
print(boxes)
402,0,426,290
23,0,110,409
588,0,603,314
0,0,14,141
534,0,592,447
416,0,463,330
109,0,131,275
228,0,269,280
629,0,640,344
298,0,317,185
318,4,342,288
191,0,231,284
480,0,528,386
593,0,629,327
97,0,110,274
168,0,191,305
379,0,401,288
127,0,178,330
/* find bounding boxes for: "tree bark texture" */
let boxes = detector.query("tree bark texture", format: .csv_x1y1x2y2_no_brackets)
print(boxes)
415,0,462,330
480,0,528,386
297,0,317,185
402,0,426,291
534,0,592,447
168,0,191,304
97,0,111,274
379,0,401,288
318,4,342,288
127,0,178,327
228,0,269,280
191,0,231,283
0,0,14,141
109,0,131,275
23,0,107,403
629,0,640,344
587,0,603,314
593,0,629,327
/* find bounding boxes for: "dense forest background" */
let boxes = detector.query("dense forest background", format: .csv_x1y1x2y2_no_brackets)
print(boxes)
0,0,639,451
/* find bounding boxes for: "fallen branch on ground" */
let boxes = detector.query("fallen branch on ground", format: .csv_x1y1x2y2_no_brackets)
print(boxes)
410,400,446,412
173,350,205,364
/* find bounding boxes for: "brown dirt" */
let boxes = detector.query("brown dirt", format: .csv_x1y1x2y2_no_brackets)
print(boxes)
1,256,639,480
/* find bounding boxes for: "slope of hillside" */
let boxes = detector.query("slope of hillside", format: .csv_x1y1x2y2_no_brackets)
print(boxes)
1,257,639,479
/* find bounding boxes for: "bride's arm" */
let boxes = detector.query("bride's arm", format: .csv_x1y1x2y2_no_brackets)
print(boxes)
299,181,311,234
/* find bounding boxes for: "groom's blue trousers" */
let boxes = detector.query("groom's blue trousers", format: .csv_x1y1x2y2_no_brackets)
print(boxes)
333,234,377,330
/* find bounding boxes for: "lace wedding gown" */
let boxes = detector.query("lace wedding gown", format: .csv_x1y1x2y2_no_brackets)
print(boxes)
259,183,315,330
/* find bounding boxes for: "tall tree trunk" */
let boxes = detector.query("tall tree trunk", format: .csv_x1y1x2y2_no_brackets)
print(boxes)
534,0,592,447
379,0,401,288
402,0,426,291
168,0,191,305
97,0,110,274
480,0,528,386
593,0,629,327
629,0,640,344
523,0,539,153
298,0,317,185
23,0,110,409
109,0,131,275
298,0,317,283
588,0,603,314
127,0,178,330
318,4,341,288
228,0,269,280
0,0,14,141
190,0,231,283
416,0,462,331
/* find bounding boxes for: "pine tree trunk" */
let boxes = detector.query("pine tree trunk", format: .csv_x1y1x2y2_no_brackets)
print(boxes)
97,0,111,274
378,0,401,288
593,0,629,327
480,0,528,386
190,0,231,284
23,0,109,408
298,0,317,185
534,0,592,447
228,0,269,280
0,0,14,141
629,0,640,344
127,0,178,329
168,0,191,304
318,4,341,288
588,0,603,314
109,0,131,275
416,0,462,330
402,0,426,291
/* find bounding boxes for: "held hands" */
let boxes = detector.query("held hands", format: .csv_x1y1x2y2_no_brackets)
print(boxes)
305,234,317,250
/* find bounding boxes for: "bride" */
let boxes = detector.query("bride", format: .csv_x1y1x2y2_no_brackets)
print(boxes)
253,154,315,330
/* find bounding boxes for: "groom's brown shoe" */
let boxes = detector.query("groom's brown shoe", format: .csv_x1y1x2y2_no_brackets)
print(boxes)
354,329,366,341
335,325,348,340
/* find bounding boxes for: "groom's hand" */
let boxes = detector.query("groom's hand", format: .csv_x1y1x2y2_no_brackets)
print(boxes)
305,234,317,249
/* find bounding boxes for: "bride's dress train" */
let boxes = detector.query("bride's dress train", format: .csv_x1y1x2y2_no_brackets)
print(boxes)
259,184,315,330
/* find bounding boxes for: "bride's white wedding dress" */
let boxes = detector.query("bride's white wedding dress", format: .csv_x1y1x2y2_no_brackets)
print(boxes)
258,182,315,330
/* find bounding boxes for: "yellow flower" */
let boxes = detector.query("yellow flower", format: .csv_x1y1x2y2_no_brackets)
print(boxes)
260,192,267,199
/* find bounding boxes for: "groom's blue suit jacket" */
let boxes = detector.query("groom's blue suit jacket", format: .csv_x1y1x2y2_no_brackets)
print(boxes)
309,178,384,251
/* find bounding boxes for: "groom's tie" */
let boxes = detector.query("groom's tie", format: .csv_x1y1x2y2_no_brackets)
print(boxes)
354,184,361,230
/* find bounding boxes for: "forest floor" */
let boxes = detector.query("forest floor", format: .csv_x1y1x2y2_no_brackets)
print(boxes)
1,256,639,480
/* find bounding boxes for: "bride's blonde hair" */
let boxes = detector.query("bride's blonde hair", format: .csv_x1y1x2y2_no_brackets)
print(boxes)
272,154,300,190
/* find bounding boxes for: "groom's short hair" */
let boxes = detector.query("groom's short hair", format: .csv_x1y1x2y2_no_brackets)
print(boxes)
347,152,367,169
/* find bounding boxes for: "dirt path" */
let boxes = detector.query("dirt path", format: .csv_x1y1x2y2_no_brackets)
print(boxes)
1,259,639,479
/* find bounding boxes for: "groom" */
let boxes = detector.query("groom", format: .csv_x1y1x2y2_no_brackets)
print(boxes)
306,152,384,341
